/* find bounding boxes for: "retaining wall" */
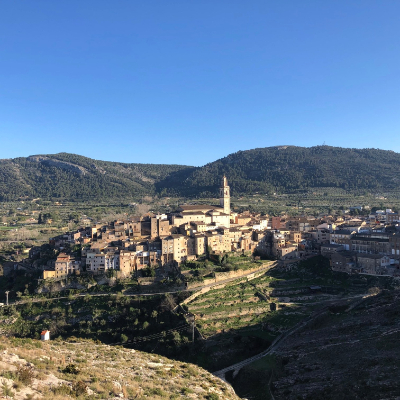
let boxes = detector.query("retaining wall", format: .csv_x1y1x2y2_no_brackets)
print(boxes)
182,262,277,305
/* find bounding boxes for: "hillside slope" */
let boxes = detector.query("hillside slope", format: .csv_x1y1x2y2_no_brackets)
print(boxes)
2,146,400,201
157,146,400,196
0,336,239,399
231,290,400,400
0,153,194,201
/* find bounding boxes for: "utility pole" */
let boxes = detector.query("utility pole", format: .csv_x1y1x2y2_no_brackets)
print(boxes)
5,291,10,306
192,314,196,343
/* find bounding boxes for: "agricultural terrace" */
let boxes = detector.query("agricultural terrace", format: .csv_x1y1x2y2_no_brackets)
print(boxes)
186,272,307,339
186,256,397,340
181,253,271,285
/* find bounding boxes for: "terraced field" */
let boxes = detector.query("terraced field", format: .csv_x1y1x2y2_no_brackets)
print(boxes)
187,273,310,339
230,290,400,400
182,256,400,374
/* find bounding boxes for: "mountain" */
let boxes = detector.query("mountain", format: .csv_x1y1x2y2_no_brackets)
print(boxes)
1,146,400,201
157,145,400,196
0,153,194,201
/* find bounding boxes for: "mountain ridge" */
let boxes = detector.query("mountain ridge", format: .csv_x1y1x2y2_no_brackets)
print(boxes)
1,146,400,201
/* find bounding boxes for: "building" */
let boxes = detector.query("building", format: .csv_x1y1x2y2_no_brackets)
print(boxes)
41,330,50,341
321,243,345,258
386,213,399,224
358,254,391,275
119,250,136,276
330,229,353,249
171,176,231,229
350,233,390,254
86,250,120,274
220,175,230,215
54,253,81,278
389,233,400,256
331,251,357,273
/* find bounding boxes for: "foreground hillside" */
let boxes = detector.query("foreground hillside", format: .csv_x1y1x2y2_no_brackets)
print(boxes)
0,336,239,400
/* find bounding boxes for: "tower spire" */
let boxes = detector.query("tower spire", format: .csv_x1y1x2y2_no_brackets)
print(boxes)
219,175,230,215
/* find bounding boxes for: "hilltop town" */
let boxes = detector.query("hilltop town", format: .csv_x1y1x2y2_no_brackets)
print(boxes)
1,176,399,289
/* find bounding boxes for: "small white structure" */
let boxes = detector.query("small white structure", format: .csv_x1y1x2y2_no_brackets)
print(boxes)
41,330,50,341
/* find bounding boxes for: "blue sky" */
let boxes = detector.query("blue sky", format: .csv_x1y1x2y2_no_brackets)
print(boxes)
1,1,399,166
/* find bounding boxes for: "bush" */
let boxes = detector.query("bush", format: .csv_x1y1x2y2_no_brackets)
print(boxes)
52,383,72,396
17,365,35,385
63,363,80,375
206,394,219,400
146,387,166,397
2,383,14,397
72,380,87,396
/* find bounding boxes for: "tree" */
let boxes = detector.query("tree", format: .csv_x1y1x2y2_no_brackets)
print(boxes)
171,330,181,345
144,265,156,277
161,293,176,312
142,321,150,330
38,213,43,224
83,294,92,303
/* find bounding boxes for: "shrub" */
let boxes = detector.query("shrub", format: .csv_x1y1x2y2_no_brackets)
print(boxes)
63,363,80,374
17,365,35,385
2,383,14,397
146,387,166,397
1,370,17,380
52,383,72,396
72,380,87,396
206,394,219,400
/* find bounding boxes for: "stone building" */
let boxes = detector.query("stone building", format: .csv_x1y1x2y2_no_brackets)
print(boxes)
350,233,390,254
171,176,231,229
331,251,357,273
389,233,400,256
357,254,390,275
54,253,80,278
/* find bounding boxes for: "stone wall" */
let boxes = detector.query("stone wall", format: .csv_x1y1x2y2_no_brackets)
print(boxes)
182,262,277,305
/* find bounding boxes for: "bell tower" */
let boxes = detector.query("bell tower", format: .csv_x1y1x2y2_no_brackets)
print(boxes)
219,175,230,215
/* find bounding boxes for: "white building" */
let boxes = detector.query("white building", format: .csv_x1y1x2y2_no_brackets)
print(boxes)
41,330,50,341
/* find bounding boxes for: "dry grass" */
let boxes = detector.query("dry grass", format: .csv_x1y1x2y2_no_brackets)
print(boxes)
0,336,239,399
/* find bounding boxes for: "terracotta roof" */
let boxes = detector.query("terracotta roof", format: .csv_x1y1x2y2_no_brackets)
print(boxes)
179,205,213,210
179,205,223,211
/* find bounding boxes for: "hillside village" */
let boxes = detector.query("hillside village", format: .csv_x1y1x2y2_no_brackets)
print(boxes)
2,176,400,286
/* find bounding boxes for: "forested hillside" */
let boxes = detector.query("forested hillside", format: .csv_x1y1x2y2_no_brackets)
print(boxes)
0,153,194,201
1,146,400,201
157,146,400,196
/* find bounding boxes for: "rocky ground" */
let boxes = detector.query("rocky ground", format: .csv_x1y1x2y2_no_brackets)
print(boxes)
0,336,239,399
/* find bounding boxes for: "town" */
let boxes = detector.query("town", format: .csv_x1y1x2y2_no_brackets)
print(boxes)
2,176,399,285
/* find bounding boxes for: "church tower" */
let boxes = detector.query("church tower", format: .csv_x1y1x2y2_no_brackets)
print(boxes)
219,175,230,215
